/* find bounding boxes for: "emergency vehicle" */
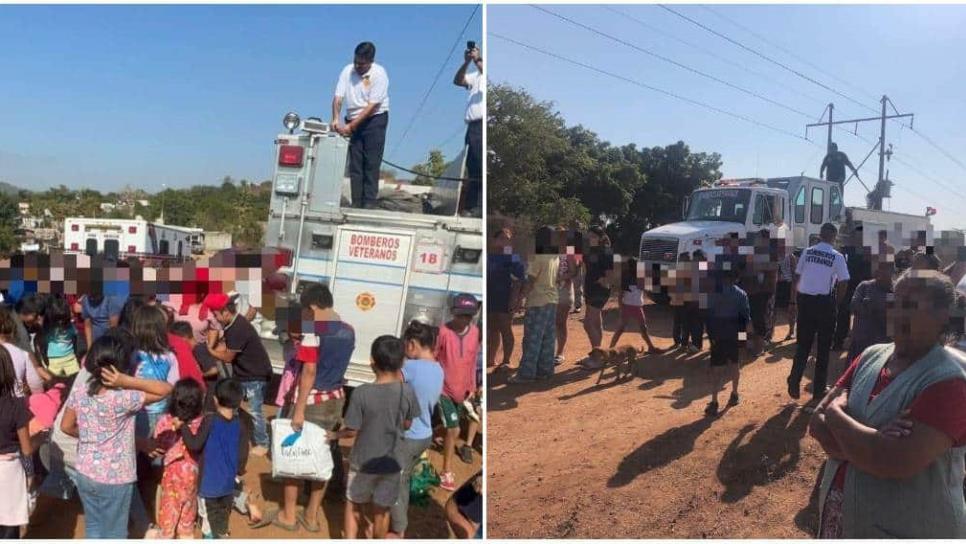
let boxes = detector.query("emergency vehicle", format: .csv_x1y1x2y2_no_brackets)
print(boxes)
262,113,483,385
639,176,932,299
64,217,193,261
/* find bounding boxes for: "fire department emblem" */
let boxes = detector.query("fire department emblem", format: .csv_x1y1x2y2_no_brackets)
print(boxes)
356,292,376,312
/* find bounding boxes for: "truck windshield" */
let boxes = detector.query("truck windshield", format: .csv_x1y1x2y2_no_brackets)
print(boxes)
686,189,751,223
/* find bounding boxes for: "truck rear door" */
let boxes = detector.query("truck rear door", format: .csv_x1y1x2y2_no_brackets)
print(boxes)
331,226,414,385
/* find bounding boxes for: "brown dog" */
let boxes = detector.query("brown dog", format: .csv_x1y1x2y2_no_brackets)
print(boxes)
594,346,642,384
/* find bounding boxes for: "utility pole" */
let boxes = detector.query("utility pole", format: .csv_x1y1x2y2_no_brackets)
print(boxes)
826,102,833,153
806,97,914,210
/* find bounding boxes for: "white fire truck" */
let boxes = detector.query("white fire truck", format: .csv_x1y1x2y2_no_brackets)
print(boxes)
639,176,932,299
64,217,194,261
262,113,483,385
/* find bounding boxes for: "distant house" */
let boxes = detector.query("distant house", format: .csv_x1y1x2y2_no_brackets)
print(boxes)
204,231,232,252
100,202,117,213
17,202,29,215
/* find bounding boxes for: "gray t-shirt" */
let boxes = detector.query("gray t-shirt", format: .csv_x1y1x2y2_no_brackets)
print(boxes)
344,381,420,474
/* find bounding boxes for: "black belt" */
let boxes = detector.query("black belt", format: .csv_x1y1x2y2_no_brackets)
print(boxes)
798,292,833,298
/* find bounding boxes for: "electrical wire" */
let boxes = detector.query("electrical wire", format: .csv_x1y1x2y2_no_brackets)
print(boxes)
910,127,966,175
605,5,828,107
381,158,468,182
658,4,880,117
532,5,814,118
698,5,883,106
489,32,809,142
388,5,479,158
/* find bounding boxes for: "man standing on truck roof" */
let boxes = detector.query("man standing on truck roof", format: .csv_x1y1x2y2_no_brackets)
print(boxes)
820,142,859,185
787,222,850,401
454,40,483,217
332,41,390,210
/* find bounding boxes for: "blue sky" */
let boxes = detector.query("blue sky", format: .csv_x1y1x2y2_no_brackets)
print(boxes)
0,4,480,192
488,4,966,232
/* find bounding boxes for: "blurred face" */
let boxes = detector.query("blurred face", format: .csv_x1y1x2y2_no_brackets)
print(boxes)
875,263,894,288
214,308,233,326
587,232,601,247
354,56,373,76
20,312,41,332
489,230,512,254
889,281,946,358
451,313,473,330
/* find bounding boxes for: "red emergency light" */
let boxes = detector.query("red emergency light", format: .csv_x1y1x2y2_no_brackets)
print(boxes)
278,145,304,168
128,245,137,253
70,243,79,250
71,224,79,232
129,226,137,234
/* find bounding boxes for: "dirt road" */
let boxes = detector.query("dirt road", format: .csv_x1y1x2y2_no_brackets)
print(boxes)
487,301,849,538
26,403,480,539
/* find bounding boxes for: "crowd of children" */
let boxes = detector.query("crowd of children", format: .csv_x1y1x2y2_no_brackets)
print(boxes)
0,283,482,539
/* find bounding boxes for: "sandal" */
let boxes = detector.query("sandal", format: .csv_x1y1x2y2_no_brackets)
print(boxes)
297,511,321,533
250,509,299,532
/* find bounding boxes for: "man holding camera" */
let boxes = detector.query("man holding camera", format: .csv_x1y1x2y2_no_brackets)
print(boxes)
332,41,390,209
454,41,483,217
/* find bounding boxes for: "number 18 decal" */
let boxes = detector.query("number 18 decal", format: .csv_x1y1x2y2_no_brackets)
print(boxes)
414,242,446,273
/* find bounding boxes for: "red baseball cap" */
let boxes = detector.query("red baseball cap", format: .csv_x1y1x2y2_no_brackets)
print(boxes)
202,293,230,312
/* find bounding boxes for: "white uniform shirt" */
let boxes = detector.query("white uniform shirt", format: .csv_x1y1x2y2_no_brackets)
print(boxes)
334,63,390,120
795,241,850,296
464,70,483,123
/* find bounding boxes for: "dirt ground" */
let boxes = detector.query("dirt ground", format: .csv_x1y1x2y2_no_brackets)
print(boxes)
26,402,481,539
487,300,849,539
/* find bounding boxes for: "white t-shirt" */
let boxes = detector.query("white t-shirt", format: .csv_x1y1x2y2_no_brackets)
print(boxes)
334,63,390,120
464,70,483,123
622,285,645,307
795,241,850,296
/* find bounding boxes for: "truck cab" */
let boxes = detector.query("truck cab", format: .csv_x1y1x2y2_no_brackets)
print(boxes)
261,113,482,386
640,179,791,276
640,175,931,299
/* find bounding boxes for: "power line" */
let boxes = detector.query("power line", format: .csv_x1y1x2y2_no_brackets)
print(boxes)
489,32,809,142
891,156,966,203
657,4,880,117
389,5,479,158
532,5,814,118
605,5,828,108
910,127,966,175
698,5,883,106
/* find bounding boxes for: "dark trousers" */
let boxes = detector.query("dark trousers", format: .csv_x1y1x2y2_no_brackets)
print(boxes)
673,304,704,347
463,120,483,211
204,495,234,538
347,112,388,209
686,303,704,349
789,294,836,394
0,526,19,539
833,281,858,347
672,305,687,345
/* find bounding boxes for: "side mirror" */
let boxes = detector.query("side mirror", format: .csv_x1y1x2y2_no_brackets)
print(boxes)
681,196,690,221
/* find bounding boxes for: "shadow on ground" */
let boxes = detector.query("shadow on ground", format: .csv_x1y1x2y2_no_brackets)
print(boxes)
716,405,811,503
607,412,728,488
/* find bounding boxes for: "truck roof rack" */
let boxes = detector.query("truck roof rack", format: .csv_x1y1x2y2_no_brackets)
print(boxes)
712,178,766,187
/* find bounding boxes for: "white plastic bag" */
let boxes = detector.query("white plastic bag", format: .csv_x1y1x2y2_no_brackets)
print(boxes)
270,418,333,481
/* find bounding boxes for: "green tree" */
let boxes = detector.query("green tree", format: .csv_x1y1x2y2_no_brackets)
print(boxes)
488,84,722,253
411,149,447,186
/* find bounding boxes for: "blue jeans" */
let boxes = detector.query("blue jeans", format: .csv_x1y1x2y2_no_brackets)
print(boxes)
241,380,269,447
518,304,557,379
73,472,134,539
135,410,163,467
